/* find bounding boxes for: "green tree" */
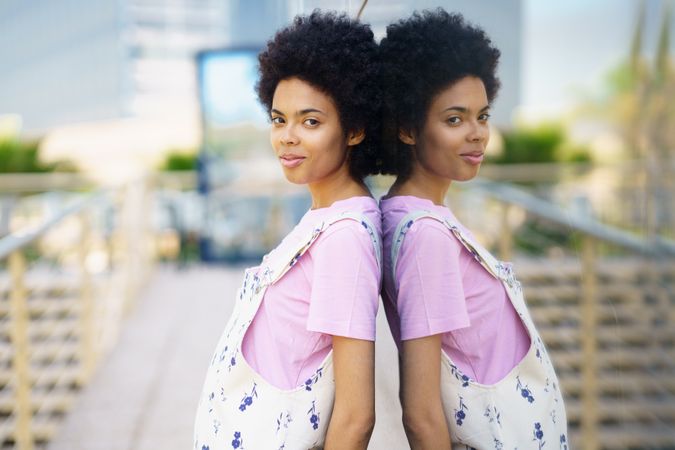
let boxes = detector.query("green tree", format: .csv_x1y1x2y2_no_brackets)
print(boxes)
490,123,590,165
160,149,198,171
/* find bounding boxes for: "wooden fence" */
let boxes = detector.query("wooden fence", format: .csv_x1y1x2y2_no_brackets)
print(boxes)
463,179,675,449
0,177,154,449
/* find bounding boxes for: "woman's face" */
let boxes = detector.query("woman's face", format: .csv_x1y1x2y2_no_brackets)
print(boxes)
405,76,490,182
270,77,362,185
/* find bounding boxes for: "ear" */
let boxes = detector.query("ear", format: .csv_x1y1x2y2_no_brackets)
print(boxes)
347,129,366,146
398,128,416,145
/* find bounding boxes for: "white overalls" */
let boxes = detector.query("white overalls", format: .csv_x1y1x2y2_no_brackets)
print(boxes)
391,210,569,450
194,212,381,450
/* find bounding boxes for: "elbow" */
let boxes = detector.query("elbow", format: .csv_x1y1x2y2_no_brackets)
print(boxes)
331,408,375,441
402,403,447,442
348,410,376,438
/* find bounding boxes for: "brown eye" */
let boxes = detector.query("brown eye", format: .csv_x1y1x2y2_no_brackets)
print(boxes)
304,118,320,127
446,116,461,125
479,113,491,122
271,117,284,125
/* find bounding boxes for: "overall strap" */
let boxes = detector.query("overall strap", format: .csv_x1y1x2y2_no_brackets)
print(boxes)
390,210,502,283
266,211,382,288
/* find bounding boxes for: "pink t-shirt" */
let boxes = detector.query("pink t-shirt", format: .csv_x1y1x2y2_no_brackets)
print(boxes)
380,195,530,385
242,196,381,390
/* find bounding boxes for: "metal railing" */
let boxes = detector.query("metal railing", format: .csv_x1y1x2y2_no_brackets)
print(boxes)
458,178,675,450
0,176,155,449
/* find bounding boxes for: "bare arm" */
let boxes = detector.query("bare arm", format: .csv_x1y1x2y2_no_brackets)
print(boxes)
324,336,375,450
400,335,452,450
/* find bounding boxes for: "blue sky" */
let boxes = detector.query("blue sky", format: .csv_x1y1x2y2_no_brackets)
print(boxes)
521,0,667,120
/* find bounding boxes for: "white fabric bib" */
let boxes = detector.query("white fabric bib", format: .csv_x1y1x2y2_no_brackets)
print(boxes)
194,212,381,450
391,210,569,450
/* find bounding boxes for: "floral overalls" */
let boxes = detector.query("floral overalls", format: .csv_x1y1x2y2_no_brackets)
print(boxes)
391,210,569,450
194,212,381,450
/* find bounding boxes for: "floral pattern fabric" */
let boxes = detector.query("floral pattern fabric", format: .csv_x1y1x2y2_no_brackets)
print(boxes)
392,210,569,449
194,212,381,450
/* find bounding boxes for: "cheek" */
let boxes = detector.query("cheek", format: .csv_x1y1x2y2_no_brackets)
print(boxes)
318,131,349,161
269,128,279,150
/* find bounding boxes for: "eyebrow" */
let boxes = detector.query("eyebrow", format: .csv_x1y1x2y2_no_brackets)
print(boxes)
270,108,326,116
442,105,491,113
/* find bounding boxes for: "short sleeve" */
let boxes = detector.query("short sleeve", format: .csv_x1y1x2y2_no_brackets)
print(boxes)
395,218,470,340
306,221,380,340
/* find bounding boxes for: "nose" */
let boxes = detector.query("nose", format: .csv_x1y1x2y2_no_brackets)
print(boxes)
280,125,299,146
467,121,488,143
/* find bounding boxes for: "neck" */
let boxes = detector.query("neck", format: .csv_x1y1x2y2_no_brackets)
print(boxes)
387,160,450,206
308,165,370,210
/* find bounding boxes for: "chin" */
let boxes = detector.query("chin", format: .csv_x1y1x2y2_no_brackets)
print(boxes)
455,168,480,182
280,167,307,185
283,174,308,185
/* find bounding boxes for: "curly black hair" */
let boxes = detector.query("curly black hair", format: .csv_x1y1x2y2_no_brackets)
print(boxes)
256,10,382,180
379,9,501,179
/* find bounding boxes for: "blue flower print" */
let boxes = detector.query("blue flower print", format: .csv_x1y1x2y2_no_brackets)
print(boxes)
483,405,502,427
516,376,535,403
360,220,378,244
208,392,214,413
238,382,258,412
227,349,238,372
560,433,568,450
533,422,545,449
493,437,503,450
496,261,521,290
276,411,293,434
449,362,471,387
454,396,468,426
289,251,302,268
231,431,244,449
212,418,221,435
303,367,323,391
534,336,547,363
258,266,273,293
251,272,261,293
218,345,229,364
202,446,209,450
307,400,320,430
394,219,415,248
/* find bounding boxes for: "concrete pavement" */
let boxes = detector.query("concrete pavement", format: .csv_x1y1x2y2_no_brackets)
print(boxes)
48,265,408,450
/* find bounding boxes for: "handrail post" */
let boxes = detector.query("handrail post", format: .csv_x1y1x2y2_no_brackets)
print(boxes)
499,203,513,261
78,212,95,385
580,234,599,450
9,250,33,450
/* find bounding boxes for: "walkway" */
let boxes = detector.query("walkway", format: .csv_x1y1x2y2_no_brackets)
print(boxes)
47,265,408,450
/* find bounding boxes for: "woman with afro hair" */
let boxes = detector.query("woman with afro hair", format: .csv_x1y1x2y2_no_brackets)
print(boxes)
193,10,382,450
379,9,568,449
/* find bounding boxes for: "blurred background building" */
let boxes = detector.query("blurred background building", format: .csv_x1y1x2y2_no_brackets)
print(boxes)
1,1,674,449
0,0,522,181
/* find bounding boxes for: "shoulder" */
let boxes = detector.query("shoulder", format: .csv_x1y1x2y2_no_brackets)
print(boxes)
399,216,463,258
315,215,377,248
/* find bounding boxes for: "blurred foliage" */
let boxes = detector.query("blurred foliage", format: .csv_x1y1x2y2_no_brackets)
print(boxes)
580,1,674,160
160,149,198,171
489,124,592,164
0,138,78,173
512,218,580,256
578,1,674,236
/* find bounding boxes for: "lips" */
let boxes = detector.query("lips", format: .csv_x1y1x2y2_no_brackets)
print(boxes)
460,151,484,166
279,153,306,168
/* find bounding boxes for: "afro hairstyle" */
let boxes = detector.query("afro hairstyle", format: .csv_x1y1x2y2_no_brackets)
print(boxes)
256,10,382,180
378,8,501,179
